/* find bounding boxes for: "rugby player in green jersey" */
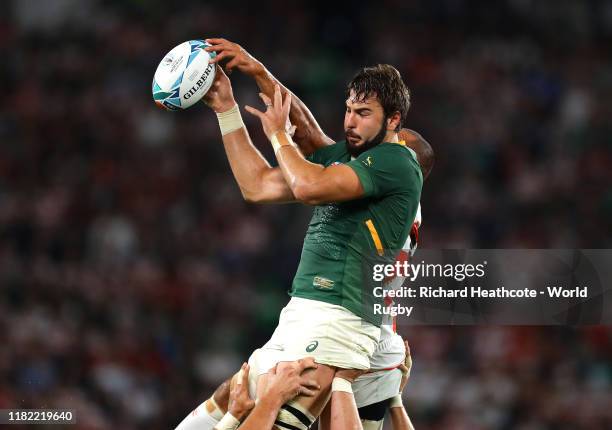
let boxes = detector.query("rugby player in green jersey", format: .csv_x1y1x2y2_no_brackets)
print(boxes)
175,41,426,430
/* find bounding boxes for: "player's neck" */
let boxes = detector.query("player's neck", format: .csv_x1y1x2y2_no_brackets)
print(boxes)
384,131,399,143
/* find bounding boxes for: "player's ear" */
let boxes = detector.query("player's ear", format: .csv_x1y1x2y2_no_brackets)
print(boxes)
387,111,401,131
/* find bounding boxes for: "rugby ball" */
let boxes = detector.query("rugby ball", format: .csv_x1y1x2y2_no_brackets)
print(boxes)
152,40,216,111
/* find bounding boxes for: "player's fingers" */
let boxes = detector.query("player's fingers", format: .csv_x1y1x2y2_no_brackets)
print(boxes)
234,363,245,388
225,58,240,71
258,92,273,107
237,363,249,386
296,357,318,373
282,91,292,115
300,379,320,390
244,105,264,119
205,38,228,46
215,64,229,79
209,51,230,64
299,388,317,397
204,43,225,52
205,45,227,54
273,84,282,110
404,339,411,356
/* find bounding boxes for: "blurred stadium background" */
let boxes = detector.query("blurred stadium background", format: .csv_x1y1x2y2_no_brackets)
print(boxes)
1,0,611,428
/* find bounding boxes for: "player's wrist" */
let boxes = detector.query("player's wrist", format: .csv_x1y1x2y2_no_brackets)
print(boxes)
216,103,245,135
215,412,240,430
270,130,296,154
250,61,266,78
253,63,273,84
228,405,249,421
213,99,237,114
331,376,353,393
389,394,404,408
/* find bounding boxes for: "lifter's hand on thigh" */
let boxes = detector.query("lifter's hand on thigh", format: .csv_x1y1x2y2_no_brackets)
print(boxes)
228,363,256,420
263,357,321,405
334,367,368,383
399,339,413,392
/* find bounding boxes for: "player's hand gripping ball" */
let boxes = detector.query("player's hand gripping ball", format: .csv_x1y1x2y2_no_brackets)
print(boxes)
152,40,216,111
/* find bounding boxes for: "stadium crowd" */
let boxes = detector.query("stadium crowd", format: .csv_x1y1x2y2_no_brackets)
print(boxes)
1,0,611,428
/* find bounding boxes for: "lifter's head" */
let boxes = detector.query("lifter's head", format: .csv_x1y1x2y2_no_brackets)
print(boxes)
398,128,435,180
344,64,411,157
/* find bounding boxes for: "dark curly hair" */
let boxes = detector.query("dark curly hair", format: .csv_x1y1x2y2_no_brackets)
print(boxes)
346,64,411,132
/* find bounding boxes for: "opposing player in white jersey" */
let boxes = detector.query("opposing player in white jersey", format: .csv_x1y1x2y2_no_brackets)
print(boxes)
347,204,421,430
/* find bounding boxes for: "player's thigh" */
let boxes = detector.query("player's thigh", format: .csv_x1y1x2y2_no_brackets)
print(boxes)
317,400,331,430
257,363,336,428
293,363,335,418
358,398,390,429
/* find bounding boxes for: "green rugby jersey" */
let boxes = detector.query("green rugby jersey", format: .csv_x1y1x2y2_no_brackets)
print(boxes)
290,140,423,326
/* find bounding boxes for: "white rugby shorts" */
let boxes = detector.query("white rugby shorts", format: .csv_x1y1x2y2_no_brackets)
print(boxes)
246,297,381,397
353,332,406,408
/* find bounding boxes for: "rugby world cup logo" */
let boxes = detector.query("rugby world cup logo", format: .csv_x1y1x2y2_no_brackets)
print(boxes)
163,53,175,67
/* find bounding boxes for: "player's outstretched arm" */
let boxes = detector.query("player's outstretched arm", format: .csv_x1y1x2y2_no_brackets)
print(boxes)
327,369,368,430
205,38,334,155
203,65,296,203
389,340,416,430
389,405,415,430
245,86,367,205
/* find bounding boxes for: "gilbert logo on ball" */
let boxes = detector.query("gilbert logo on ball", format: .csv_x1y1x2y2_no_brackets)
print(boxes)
152,40,216,111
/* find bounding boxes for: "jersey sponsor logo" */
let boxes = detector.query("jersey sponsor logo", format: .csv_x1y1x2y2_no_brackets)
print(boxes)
306,341,319,352
313,276,334,289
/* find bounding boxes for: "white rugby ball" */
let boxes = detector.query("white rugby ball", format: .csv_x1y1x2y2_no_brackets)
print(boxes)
152,40,216,111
